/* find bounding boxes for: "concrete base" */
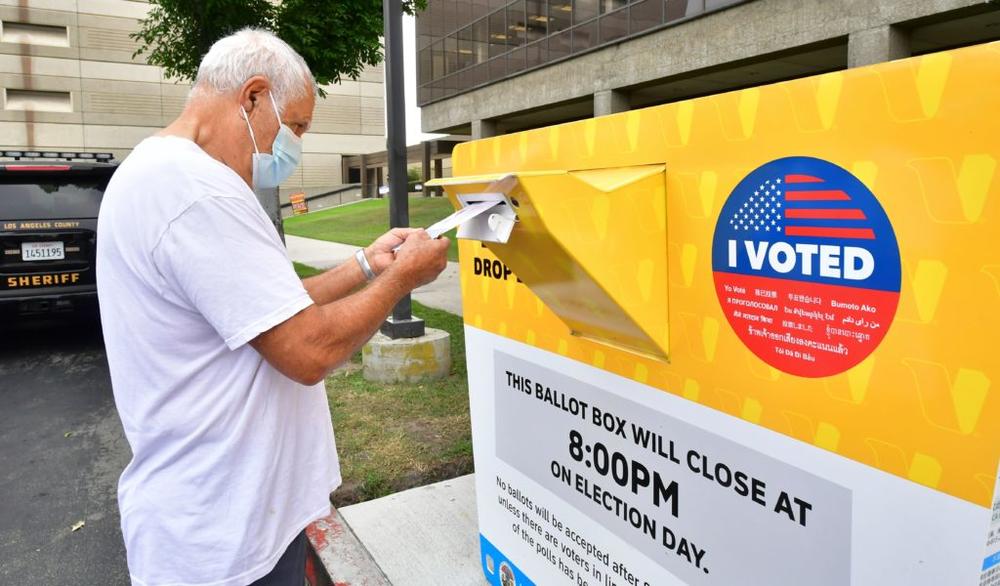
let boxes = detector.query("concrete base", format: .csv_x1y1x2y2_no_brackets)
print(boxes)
362,328,451,383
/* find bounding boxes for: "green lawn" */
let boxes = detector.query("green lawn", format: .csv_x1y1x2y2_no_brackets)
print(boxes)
293,262,472,505
292,261,324,279
284,197,460,262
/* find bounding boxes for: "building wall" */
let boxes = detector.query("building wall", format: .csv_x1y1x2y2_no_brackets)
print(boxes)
0,0,386,205
416,0,998,135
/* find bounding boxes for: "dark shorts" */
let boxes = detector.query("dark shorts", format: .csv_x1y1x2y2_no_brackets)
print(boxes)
250,530,307,586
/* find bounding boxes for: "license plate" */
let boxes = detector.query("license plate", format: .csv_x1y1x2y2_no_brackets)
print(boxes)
21,241,65,261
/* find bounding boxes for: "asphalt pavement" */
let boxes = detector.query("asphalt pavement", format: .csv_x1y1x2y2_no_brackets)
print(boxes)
0,313,131,585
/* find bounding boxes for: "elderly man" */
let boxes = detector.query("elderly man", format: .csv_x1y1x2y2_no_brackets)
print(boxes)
97,29,448,586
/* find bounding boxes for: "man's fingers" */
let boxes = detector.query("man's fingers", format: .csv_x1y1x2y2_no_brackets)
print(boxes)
404,229,430,243
388,227,421,240
373,228,421,251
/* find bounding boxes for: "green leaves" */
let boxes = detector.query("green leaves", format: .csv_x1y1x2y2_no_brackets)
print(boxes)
132,0,274,83
275,0,381,86
132,0,427,87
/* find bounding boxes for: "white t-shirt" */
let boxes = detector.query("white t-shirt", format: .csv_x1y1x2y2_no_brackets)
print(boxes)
97,136,340,586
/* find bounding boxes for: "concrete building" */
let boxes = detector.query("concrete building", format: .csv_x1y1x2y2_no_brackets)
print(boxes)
0,0,385,209
415,0,1000,138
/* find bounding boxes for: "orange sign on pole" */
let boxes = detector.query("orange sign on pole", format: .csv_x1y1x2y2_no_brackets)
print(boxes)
290,192,308,215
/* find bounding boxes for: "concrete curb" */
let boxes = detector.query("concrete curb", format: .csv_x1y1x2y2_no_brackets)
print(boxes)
305,508,390,586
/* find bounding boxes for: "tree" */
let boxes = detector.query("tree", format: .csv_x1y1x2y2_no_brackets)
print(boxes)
132,0,426,88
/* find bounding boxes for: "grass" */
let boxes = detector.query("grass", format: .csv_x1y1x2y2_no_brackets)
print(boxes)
294,262,472,505
292,261,323,279
284,197,461,262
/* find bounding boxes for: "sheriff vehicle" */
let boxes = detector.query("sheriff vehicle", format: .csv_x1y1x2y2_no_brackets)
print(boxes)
0,151,116,317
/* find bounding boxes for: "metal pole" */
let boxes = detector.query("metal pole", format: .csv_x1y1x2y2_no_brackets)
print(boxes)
381,0,425,339
255,186,284,244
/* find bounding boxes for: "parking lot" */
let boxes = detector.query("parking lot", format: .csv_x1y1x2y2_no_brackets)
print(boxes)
0,313,130,584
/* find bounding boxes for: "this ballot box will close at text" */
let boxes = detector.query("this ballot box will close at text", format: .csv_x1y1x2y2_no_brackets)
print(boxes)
428,41,1000,586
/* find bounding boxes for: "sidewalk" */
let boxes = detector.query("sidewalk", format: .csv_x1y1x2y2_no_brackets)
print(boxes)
307,477,486,585
285,234,462,316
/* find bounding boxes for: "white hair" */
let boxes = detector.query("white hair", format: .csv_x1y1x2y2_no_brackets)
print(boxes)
192,28,314,111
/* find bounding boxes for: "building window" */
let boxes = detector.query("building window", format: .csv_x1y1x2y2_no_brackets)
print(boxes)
507,1,527,48
457,28,475,71
526,0,549,43
419,46,433,86
575,0,599,24
431,39,446,80
599,6,629,43
665,0,696,22
489,10,508,57
4,89,73,113
488,54,507,80
0,21,69,47
549,28,572,60
600,0,628,14
509,45,527,74
473,18,489,63
573,19,599,52
631,0,663,34
444,35,459,75
526,39,547,69
549,0,572,33
416,0,752,105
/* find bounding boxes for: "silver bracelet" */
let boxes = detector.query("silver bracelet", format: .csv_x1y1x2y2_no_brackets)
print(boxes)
355,248,377,281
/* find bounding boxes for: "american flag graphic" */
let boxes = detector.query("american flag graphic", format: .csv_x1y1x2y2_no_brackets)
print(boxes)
729,174,875,240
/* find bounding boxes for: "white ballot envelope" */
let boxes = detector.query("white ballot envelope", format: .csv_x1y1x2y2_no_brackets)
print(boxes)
425,200,501,239
394,197,514,252
395,174,521,250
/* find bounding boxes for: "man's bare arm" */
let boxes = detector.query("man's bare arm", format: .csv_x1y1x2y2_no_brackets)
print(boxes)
300,228,422,306
301,260,366,306
252,231,448,385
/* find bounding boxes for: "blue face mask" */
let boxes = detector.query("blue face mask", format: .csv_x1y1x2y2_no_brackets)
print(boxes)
240,92,302,190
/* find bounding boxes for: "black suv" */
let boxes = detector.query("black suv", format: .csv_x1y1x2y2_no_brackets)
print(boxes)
0,151,117,316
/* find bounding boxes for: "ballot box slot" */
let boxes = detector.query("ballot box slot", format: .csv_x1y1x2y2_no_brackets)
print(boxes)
429,165,670,360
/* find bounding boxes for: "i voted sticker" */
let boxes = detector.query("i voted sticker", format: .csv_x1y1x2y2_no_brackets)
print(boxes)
711,157,901,378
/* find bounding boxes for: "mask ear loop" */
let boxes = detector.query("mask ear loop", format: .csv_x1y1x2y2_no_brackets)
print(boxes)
240,105,260,154
269,91,282,121
268,91,303,145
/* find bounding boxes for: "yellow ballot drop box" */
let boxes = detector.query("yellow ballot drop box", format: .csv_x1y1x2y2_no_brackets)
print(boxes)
429,41,1000,586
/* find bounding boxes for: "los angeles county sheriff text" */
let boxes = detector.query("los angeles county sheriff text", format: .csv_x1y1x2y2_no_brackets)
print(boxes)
6,272,82,288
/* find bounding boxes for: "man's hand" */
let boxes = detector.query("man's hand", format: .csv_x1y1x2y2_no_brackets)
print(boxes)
386,230,449,289
364,228,422,275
